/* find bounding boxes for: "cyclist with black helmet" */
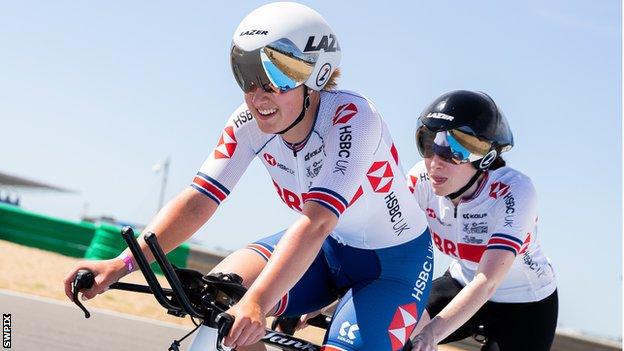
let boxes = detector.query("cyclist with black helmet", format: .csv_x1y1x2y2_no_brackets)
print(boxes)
64,3,433,350
407,90,558,351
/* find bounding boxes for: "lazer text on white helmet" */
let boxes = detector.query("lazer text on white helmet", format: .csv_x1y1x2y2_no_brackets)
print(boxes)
231,2,341,92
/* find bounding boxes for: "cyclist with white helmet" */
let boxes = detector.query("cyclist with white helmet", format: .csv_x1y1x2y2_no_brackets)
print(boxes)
64,3,433,350
406,91,558,351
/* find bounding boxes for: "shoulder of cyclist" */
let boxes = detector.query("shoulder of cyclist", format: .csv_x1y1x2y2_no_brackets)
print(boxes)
406,160,432,209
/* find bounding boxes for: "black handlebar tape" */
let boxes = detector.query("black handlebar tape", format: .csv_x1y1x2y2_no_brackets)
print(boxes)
74,269,95,289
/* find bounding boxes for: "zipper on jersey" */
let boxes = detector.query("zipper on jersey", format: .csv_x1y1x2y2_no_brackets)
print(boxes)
454,206,457,218
294,148,305,205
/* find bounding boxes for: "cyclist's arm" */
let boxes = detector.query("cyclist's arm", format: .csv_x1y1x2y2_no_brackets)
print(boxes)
120,106,258,268
64,186,218,301
239,201,338,315
414,177,537,347
417,249,516,344
117,186,218,267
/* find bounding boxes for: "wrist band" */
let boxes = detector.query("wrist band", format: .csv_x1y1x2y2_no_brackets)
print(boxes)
120,253,134,273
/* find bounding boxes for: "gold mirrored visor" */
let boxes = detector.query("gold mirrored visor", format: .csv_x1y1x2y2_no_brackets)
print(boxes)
416,126,492,164
231,38,318,93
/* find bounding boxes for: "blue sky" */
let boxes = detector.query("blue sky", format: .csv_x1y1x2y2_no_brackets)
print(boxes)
1,0,621,340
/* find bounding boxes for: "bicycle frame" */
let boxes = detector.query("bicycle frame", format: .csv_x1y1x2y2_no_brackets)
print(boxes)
72,227,418,351
189,324,322,351
115,227,325,351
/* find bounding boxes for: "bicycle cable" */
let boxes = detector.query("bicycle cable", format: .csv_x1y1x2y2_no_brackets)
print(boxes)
168,317,203,351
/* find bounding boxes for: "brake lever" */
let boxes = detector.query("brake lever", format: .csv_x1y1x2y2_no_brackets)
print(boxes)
72,269,94,318
215,312,234,351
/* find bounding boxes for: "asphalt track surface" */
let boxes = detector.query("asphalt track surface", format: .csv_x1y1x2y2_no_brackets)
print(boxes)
0,289,194,350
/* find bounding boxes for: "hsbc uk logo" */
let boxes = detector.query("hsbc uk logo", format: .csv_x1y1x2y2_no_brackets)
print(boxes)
489,182,514,226
385,192,410,236
367,161,394,193
426,208,451,227
334,125,352,175
263,153,294,175
333,103,358,125
338,321,359,345
388,303,418,350
489,181,510,199
214,126,237,159
371,161,410,236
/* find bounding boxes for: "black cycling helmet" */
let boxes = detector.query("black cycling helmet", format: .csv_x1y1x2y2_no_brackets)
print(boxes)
416,90,514,170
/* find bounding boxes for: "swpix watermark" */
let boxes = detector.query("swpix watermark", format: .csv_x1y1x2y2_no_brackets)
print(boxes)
2,314,10,349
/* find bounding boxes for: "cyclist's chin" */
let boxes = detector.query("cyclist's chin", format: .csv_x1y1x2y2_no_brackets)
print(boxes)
256,116,288,134
431,185,450,197
431,182,455,197
256,120,278,134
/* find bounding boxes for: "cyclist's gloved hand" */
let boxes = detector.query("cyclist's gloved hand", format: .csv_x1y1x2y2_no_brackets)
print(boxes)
222,298,266,349
63,258,126,302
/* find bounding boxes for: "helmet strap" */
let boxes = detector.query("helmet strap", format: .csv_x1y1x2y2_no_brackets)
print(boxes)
276,86,310,135
447,169,483,200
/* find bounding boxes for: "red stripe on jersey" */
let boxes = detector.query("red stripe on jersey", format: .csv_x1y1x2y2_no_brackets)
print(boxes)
305,192,346,214
488,238,521,252
193,176,227,201
247,244,272,260
348,186,364,206
274,293,289,316
519,233,531,254
390,143,399,165
457,243,487,263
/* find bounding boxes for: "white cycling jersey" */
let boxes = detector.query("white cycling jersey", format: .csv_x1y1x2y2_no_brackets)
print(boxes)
193,90,428,249
407,161,556,303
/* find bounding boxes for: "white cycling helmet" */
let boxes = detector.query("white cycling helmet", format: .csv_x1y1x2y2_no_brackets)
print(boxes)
231,2,341,93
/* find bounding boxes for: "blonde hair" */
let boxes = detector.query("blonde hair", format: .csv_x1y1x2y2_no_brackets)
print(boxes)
322,68,341,90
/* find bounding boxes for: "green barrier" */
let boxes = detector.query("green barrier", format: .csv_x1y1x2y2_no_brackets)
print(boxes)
0,203,96,257
85,223,189,274
0,203,189,271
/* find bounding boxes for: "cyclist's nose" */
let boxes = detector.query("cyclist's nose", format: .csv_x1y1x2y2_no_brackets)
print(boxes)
429,154,445,169
250,87,271,105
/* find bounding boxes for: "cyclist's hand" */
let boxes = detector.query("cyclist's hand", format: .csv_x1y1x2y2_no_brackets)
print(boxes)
295,309,322,330
223,299,266,348
63,258,126,302
410,325,438,351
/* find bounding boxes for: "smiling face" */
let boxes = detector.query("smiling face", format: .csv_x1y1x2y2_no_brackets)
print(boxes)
243,85,305,134
424,154,479,197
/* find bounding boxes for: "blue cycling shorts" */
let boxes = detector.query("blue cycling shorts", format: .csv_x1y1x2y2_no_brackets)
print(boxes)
247,230,434,351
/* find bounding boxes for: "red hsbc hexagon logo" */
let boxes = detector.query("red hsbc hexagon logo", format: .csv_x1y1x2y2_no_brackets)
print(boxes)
263,153,277,166
366,161,394,193
489,181,510,199
332,103,358,125
214,126,237,159
387,302,418,350
408,175,418,193
426,208,436,219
